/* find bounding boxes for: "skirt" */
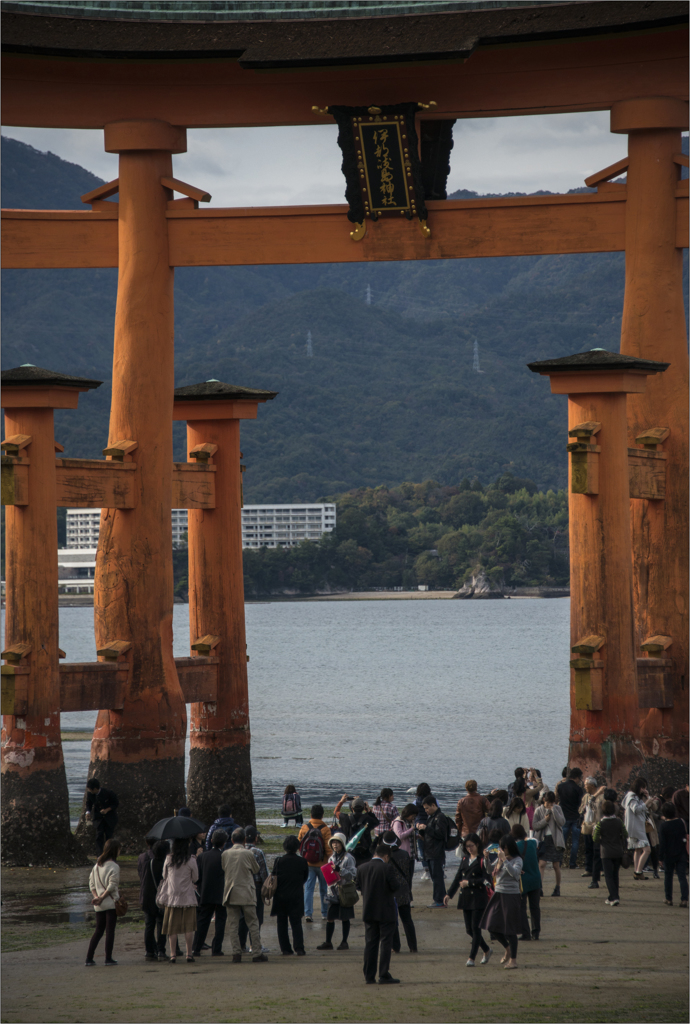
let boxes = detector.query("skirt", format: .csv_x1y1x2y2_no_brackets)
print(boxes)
627,837,650,850
162,905,197,934
479,892,522,936
537,835,563,864
327,901,355,922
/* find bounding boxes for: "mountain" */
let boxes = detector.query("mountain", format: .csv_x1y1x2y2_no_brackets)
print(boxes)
2,136,686,501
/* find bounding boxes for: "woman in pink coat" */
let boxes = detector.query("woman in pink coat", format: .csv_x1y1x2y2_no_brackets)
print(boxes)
392,804,418,859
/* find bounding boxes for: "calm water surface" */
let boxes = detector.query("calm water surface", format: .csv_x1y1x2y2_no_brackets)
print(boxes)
3,599,570,814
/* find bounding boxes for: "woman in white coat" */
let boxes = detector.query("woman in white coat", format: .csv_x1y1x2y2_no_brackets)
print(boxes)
86,838,121,966
622,778,651,878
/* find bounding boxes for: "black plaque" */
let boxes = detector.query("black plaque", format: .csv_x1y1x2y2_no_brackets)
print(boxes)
355,116,416,218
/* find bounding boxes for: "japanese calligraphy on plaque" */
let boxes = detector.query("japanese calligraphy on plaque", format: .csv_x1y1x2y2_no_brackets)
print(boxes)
314,101,453,241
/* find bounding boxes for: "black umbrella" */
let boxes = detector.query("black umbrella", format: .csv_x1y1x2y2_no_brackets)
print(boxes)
147,816,205,840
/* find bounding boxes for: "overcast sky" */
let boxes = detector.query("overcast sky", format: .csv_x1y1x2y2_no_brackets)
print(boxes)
3,111,628,205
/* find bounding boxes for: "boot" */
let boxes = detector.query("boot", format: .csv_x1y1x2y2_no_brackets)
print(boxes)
551,886,560,897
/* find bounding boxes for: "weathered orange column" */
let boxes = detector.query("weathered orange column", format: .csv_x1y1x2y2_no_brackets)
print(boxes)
88,120,187,847
529,350,668,787
2,365,100,865
613,97,690,790
173,381,276,827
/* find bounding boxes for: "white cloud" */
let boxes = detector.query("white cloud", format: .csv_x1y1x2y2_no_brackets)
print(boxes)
3,110,627,205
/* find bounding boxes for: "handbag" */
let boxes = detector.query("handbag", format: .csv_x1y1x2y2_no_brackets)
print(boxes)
621,848,633,869
644,817,654,834
337,879,360,908
261,861,279,903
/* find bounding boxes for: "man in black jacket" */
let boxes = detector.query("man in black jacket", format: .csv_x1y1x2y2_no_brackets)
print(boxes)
356,838,401,985
193,830,229,956
417,796,448,907
85,778,119,854
557,768,584,869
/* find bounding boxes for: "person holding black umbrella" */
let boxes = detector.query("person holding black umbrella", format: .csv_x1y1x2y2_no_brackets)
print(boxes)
147,814,206,964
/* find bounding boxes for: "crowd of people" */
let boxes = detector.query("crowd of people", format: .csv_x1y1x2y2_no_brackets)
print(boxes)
83,771,689,983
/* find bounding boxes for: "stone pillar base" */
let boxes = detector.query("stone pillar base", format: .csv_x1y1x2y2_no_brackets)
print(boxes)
187,745,256,831
80,755,186,853
569,737,687,792
1,767,89,866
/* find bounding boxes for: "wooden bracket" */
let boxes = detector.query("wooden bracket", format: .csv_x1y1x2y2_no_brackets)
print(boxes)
568,421,601,440
1,434,32,456
58,648,66,659
103,439,138,462
572,634,605,656
81,179,120,209
191,634,222,656
635,427,669,451
189,442,218,463
673,153,689,168
1,642,31,663
161,176,211,203
97,640,132,662
571,636,605,711
585,157,628,190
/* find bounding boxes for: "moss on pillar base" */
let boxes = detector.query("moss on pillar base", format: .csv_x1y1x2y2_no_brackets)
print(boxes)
1,767,89,866
78,754,186,854
187,745,256,831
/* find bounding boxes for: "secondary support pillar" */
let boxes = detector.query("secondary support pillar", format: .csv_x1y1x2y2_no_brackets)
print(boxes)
89,120,188,848
528,349,668,788
613,97,690,790
1,365,100,865
173,381,276,828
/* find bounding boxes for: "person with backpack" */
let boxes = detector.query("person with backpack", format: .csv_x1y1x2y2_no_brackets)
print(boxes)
416,795,454,907
281,785,303,828
317,832,358,950
206,804,237,850
443,832,492,966
298,804,332,922
336,797,378,867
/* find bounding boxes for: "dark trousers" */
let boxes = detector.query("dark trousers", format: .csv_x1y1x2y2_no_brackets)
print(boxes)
520,888,541,937
491,931,518,959
562,818,581,867
592,842,602,884
649,844,660,875
584,833,594,873
238,892,264,949
392,904,417,952
363,919,396,982
663,856,689,902
428,857,446,904
95,816,117,854
602,857,621,901
87,909,117,961
143,908,166,956
277,912,305,954
283,815,303,826
194,902,227,955
463,907,489,960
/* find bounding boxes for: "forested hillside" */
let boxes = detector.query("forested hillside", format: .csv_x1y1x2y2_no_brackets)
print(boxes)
4,135,676,500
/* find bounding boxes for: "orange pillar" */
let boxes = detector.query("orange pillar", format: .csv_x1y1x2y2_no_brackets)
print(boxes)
613,97,690,790
173,381,276,827
529,350,668,787
89,121,187,847
2,365,99,865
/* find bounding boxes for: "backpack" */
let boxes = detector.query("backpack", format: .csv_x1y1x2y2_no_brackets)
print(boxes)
283,793,298,815
348,816,372,855
300,824,326,864
442,813,460,851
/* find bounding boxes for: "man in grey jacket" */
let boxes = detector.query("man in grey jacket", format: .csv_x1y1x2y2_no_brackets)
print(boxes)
222,828,267,962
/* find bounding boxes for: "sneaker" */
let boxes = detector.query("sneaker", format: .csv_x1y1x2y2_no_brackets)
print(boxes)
664,899,673,906
581,871,592,877
680,901,688,908
280,823,288,828
84,960,96,967
610,899,620,906
104,959,118,966
427,902,445,908
419,871,430,881
588,882,600,889
480,949,493,965
604,898,613,905
305,916,313,923
261,946,270,953
466,958,475,967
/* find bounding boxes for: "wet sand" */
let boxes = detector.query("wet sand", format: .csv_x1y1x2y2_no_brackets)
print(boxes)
2,860,687,1023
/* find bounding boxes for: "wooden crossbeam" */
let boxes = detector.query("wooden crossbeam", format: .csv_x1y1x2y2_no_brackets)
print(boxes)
1,191,669,270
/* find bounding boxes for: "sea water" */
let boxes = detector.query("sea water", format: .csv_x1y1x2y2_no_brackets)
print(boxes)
2,599,570,816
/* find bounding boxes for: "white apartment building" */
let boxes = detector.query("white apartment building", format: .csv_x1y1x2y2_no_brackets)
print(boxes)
62,503,336,557
241,503,336,549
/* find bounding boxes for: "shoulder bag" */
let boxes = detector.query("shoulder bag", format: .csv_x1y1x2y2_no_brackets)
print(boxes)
337,879,360,907
261,859,279,903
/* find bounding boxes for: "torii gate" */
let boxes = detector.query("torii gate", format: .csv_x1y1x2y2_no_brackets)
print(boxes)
1,2,688,862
